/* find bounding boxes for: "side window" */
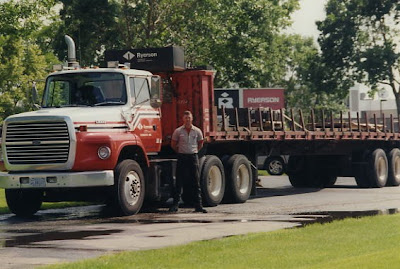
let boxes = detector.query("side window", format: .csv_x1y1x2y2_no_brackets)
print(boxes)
129,77,150,105
45,80,71,107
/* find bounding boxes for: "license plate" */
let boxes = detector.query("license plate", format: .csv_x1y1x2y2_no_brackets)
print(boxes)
29,177,46,187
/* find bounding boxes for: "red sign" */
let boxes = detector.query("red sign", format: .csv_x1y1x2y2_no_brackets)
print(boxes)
243,88,284,109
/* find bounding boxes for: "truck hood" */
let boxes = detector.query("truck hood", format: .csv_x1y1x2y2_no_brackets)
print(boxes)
6,106,127,125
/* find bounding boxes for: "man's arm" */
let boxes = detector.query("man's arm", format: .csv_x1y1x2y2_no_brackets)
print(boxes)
171,139,178,153
197,128,204,151
197,139,204,151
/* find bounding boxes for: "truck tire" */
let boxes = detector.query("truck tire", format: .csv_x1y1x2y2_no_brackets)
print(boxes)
224,154,252,203
263,156,285,176
387,148,400,186
369,149,388,188
356,149,388,188
288,156,336,188
113,159,145,215
322,176,337,187
6,189,43,217
200,155,225,206
287,156,308,187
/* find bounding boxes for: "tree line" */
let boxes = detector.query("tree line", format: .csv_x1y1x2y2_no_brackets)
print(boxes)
0,0,398,122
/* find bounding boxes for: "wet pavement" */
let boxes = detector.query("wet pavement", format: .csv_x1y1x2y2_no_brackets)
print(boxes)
0,176,400,268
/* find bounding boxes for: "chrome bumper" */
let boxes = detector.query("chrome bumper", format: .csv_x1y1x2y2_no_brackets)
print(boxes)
0,170,114,189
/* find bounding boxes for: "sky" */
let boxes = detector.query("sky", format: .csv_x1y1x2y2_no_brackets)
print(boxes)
287,0,328,42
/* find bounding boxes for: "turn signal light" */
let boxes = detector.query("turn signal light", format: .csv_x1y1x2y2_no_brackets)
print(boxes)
79,125,88,132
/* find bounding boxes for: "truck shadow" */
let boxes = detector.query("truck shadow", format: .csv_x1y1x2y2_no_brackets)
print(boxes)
251,186,321,199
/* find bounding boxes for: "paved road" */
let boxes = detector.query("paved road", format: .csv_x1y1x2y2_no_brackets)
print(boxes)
0,176,400,268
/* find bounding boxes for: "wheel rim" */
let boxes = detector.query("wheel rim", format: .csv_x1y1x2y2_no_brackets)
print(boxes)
394,155,400,181
236,164,250,194
269,160,283,174
377,156,387,182
124,171,141,206
208,165,223,197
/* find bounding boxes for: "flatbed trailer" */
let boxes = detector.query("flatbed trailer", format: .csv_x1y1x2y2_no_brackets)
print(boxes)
156,69,400,208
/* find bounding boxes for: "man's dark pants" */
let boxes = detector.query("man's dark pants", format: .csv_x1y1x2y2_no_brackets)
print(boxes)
172,153,203,208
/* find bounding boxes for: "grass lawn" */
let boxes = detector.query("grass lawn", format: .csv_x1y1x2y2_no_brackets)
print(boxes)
257,169,269,176
45,214,400,269
0,190,91,214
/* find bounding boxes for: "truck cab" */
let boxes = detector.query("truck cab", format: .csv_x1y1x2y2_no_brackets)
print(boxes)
0,66,163,216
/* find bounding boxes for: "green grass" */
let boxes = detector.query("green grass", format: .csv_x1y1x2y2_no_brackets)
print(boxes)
257,169,269,176
44,214,400,269
0,189,91,214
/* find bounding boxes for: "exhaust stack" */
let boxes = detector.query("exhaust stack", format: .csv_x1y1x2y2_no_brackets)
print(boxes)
64,35,79,67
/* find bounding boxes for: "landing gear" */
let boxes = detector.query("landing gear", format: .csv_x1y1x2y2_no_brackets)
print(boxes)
287,156,337,188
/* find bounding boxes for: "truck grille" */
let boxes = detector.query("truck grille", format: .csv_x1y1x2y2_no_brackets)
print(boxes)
5,121,70,165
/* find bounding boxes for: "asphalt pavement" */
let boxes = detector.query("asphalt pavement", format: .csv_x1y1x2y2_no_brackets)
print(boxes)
0,176,399,268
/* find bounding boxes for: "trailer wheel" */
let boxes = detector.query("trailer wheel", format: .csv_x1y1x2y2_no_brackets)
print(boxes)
6,189,43,217
356,149,388,188
224,154,252,203
113,159,145,215
200,155,225,206
263,156,285,176
369,149,388,188
387,148,400,186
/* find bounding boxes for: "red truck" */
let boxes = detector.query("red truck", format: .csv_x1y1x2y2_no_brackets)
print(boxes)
0,36,399,217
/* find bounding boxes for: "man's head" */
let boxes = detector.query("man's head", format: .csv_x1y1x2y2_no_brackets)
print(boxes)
182,110,193,128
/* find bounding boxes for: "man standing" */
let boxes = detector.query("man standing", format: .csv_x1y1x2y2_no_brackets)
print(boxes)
169,111,207,213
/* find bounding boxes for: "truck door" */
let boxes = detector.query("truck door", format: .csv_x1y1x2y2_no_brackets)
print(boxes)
128,76,162,153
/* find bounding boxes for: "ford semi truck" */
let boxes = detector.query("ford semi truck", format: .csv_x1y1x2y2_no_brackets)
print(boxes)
0,36,399,217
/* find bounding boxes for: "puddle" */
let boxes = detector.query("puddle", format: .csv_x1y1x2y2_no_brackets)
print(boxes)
291,208,399,227
4,229,123,248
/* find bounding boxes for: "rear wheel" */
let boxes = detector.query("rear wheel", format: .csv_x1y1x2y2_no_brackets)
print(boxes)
387,148,400,186
200,155,225,206
224,154,252,203
112,159,145,215
6,189,43,217
355,149,388,188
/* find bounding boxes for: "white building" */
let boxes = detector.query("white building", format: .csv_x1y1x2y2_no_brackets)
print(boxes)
349,84,397,118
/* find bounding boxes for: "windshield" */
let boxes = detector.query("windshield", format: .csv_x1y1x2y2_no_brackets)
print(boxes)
42,72,126,107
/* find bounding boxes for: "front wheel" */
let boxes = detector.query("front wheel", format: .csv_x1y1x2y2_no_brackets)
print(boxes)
6,189,43,217
112,159,145,215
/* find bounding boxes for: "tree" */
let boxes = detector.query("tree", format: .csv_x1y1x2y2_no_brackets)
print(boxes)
55,0,299,87
53,0,120,66
276,34,347,115
317,0,400,113
0,0,58,122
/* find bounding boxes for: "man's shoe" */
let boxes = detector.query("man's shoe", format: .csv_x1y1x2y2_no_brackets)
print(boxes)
195,207,207,213
169,204,178,212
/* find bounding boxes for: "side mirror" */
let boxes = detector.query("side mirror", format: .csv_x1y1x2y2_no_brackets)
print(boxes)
150,75,162,108
31,82,41,109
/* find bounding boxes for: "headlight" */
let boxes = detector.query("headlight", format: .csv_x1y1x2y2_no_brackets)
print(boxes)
98,146,111,160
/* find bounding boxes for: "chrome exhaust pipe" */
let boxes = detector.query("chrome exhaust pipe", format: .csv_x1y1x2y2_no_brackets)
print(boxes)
64,35,79,67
